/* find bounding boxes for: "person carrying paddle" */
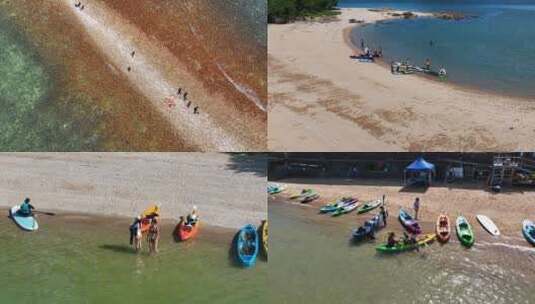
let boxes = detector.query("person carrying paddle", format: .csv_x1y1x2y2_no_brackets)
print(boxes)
19,198,35,217
147,217,160,254
413,197,420,220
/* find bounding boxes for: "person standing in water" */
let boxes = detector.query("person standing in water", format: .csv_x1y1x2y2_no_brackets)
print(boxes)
413,197,420,220
130,215,143,252
186,206,199,226
19,198,35,216
425,58,432,70
147,217,160,254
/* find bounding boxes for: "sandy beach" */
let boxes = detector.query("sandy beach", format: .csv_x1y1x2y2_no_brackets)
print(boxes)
271,178,535,237
0,153,266,229
268,8,535,151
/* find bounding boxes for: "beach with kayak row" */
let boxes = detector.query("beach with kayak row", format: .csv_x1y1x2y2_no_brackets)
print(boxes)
268,7,535,151
270,179,535,242
0,153,266,229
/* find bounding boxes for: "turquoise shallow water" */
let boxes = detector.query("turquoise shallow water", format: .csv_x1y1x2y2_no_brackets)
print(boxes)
0,211,267,303
344,1,535,98
269,200,535,304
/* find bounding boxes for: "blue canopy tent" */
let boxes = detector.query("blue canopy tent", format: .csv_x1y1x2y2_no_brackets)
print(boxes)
404,157,435,186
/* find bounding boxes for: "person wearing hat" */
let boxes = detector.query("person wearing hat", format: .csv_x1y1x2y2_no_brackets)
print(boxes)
186,205,199,226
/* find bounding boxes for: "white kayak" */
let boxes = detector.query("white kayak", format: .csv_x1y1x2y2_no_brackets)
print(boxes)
10,205,39,231
476,214,500,236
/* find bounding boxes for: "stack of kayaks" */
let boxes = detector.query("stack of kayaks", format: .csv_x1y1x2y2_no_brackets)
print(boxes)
267,183,286,195
356,199,382,214
456,216,475,247
352,212,384,242
320,197,354,213
376,234,436,253
399,208,421,234
9,205,38,231
331,199,358,217
176,218,200,241
476,214,500,236
237,224,259,267
522,220,535,246
435,214,450,243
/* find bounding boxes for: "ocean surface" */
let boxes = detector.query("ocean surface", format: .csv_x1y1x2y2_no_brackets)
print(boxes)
0,211,267,303
269,199,535,304
344,0,535,98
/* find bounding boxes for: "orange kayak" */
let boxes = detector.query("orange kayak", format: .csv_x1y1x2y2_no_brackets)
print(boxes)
436,214,451,243
177,219,199,241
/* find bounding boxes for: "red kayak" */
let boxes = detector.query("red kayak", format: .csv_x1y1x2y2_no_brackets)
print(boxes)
177,219,200,241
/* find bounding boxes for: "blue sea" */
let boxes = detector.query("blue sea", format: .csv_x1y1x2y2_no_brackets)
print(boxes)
343,0,535,98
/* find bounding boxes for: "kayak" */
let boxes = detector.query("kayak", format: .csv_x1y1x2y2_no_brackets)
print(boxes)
268,183,285,194
332,201,358,217
435,214,450,243
9,205,38,231
356,199,382,214
456,216,475,247
176,219,200,241
352,213,384,242
399,208,421,234
522,220,535,246
290,189,313,200
320,197,353,213
236,224,259,267
376,234,436,253
476,214,500,236
261,220,268,256
301,192,319,203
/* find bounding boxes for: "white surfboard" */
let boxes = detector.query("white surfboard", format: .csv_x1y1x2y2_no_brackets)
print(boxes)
476,214,500,236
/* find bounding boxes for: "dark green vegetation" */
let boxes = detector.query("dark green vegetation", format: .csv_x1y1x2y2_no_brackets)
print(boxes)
268,0,339,23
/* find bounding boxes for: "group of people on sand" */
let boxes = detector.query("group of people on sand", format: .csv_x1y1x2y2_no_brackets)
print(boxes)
129,206,199,255
74,1,85,10
177,87,200,115
359,39,383,58
385,197,422,249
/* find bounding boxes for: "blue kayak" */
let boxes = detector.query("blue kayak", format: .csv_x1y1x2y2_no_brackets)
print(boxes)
10,205,38,231
237,224,259,267
522,220,535,246
352,213,385,242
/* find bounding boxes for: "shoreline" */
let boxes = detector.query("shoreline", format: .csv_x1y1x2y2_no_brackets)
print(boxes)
269,178,535,241
342,12,535,103
268,7,535,151
0,153,267,230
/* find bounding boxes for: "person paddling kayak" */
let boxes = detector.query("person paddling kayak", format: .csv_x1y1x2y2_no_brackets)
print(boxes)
19,198,35,216
386,232,398,248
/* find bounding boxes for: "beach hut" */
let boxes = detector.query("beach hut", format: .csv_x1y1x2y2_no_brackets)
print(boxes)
404,157,435,186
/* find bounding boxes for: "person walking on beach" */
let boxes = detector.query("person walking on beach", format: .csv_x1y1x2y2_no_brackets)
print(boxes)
193,106,199,115
147,217,160,254
413,197,420,220
130,216,143,252
177,88,182,96
379,205,388,227
183,92,188,101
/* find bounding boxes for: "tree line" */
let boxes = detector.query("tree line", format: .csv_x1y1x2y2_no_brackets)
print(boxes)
268,0,339,23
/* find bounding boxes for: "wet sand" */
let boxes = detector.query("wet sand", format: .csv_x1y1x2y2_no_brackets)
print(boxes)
268,8,535,151
0,0,265,151
0,153,267,229
271,178,535,239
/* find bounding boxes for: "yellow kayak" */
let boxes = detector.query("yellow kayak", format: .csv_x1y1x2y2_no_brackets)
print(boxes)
142,205,160,218
261,220,268,256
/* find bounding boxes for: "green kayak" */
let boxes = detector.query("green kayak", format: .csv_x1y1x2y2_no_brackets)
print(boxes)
456,216,474,247
376,234,436,253
356,199,382,214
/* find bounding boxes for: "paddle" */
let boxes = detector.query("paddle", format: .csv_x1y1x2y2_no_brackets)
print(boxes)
33,210,56,216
